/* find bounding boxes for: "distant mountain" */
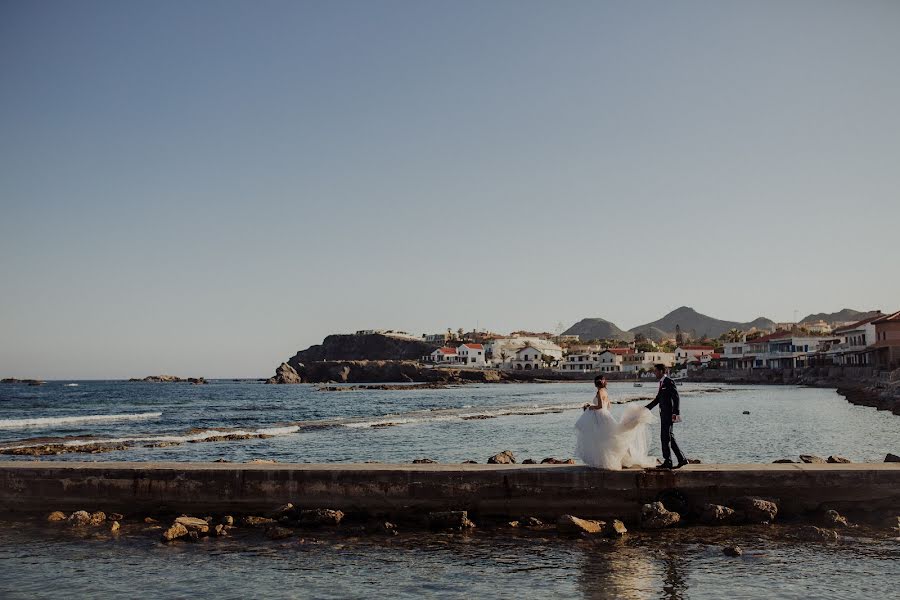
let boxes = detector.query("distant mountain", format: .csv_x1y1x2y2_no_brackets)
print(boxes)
563,318,634,342
628,307,776,342
800,309,880,324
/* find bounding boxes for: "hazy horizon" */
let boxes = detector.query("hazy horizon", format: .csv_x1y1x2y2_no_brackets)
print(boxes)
2,1,899,379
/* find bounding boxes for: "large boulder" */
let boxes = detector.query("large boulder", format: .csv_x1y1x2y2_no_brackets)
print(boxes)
732,496,778,524
820,509,850,528
67,511,92,527
487,450,516,464
47,511,67,522
699,503,737,525
556,515,604,535
799,454,826,464
265,362,302,385
428,511,475,531
640,502,680,529
175,516,210,533
884,453,900,463
89,511,107,525
827,455,851,464
162,523,189,541
298,509,344,527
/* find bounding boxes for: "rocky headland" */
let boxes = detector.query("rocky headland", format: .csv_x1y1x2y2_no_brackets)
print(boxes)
129,375,208,384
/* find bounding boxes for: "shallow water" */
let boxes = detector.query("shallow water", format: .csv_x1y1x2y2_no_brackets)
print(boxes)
1,517,897,600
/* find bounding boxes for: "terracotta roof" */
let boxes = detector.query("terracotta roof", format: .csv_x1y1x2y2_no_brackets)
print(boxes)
603,348,633,355
745,332,790,344
873,310,900,324
680,345,715,350
435,347,457,355
834,313,884,333
462,343,484,350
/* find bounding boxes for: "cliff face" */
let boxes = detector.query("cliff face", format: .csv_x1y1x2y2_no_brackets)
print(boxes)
292,334,439,363
266,360,503,384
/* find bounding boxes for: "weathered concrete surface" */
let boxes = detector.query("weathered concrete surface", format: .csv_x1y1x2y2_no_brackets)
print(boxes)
1,462,898,521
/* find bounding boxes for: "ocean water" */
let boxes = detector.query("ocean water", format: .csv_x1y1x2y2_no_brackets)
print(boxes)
0,380,897,463
1,380,899,599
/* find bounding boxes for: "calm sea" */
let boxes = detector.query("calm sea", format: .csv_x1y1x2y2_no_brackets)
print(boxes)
1,380,898,599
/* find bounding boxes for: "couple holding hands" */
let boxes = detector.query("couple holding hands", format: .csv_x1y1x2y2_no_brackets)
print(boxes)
575,364,689,470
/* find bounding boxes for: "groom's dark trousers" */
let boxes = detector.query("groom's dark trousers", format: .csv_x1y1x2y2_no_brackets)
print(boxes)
645,376,686,464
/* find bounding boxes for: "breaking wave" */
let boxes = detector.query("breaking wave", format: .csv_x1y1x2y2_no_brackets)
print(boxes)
0,412,163,429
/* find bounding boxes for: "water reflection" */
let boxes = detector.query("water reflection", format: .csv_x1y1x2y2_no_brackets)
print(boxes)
576,542,681,600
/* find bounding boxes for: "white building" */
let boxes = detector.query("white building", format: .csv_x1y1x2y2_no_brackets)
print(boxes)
594,349,632,373
486,337,563,368
722,341,754,369
831,314,881,366
456,343,486,367
504,345,555,370
744,333,823,369
428,347,458,363
622,352,676,373
675,346,716,364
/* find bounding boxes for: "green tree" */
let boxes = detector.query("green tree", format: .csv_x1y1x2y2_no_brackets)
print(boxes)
725,328,743,343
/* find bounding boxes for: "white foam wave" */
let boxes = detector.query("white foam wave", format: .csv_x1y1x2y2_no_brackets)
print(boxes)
0,412,163,429
0,425,301,451
63,383,79,387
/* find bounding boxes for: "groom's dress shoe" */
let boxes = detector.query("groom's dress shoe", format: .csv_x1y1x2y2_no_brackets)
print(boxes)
673,460,689,470
656,462,673,470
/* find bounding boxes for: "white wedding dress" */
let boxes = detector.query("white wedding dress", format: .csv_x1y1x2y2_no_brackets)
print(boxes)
575,402,657,469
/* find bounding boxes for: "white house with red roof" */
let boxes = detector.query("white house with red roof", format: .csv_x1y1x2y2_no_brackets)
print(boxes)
675,346,716,364
428,347,458,364
456,343,486,367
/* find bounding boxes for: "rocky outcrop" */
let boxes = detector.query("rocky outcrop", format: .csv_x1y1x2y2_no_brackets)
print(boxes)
292,333,440,363
47,511,67,522
265,362,302,385
827,455,851,464
732,496,778,524
1,378,45,385
799,455,826,464
487,450,516,464
699,503,737,525
129,375,206,383
428,510,475,531
298,509,344,527
796,525,839,542
557,515,603,535
268,359,505,384
640,502,680,529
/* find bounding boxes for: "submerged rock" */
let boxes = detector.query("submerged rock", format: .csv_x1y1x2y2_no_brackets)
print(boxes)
241,516,276,527
487,450,516,464
723,545,743,557
265,526,294,540
796,526,839,542
520,516,543,527
428,510,475,531
557,515,604,535
640,502,680,529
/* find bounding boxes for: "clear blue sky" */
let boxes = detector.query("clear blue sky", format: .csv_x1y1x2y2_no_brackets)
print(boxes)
1,1,898,379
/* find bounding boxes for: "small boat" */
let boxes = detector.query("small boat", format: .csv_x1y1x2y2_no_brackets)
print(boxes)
633,383,643,387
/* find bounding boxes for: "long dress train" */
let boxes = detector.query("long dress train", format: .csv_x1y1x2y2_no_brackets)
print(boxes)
575,404,657,469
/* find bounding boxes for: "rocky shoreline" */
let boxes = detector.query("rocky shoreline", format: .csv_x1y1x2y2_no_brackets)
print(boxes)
128,375,208,384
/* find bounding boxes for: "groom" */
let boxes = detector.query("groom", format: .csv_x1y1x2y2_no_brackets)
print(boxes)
644,364,688,469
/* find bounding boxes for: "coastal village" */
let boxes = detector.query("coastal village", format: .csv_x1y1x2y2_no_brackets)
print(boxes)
354,308,900,376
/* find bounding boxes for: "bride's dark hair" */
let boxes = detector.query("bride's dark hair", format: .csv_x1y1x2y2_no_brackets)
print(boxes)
594,375,606,388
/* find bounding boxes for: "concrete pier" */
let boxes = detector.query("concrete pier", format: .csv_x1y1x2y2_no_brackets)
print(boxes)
1,462,898,521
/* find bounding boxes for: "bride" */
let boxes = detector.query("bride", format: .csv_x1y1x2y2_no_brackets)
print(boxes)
575,375,657,469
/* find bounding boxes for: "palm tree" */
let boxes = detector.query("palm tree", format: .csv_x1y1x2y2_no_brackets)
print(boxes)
726,328,744,343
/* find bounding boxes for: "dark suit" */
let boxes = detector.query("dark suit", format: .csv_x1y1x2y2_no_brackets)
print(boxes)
645,375,686,464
